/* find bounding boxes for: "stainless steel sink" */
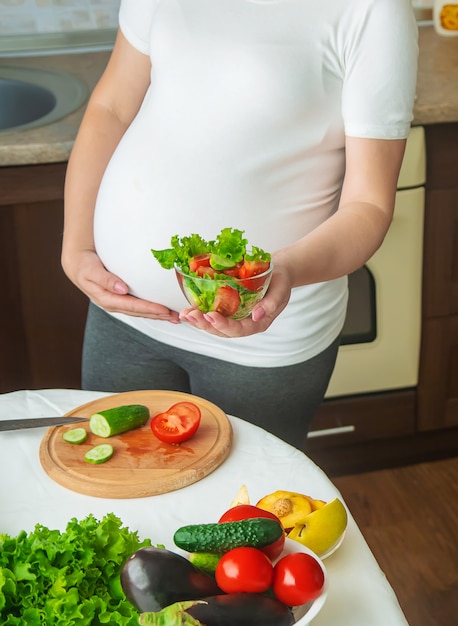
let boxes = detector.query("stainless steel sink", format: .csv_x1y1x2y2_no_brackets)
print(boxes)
0,66,88,133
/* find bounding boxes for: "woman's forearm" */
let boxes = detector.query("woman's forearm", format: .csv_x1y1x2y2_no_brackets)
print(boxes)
275,136,406,289
273,200,393,288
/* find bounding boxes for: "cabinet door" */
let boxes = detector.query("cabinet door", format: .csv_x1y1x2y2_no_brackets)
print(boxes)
423,124,458,317
13,200,88,389
422,188,458,318
0,164,88,392
418,316,458,430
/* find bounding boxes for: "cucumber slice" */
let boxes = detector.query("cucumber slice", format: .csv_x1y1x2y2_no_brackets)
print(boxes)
84,443,114,464
89,404,149,438
210,253,237,270
62,427,87,444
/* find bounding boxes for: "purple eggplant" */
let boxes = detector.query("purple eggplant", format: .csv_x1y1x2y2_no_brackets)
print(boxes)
186,593,296,626
120,546,221,612
138,594,295,626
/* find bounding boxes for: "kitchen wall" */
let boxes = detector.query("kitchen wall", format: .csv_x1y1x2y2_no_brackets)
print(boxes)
0,0,120,36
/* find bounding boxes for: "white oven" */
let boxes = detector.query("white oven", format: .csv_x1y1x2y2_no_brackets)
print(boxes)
325,126,426,398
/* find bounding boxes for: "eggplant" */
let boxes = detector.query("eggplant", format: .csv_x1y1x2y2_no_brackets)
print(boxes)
186,593,295,626
120,546,221,612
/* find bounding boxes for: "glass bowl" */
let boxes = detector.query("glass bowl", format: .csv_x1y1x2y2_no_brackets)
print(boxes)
175,262,273,320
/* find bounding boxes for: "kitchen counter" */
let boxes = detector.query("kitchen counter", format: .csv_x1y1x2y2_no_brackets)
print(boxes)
0,26,457,167
0,51,110,166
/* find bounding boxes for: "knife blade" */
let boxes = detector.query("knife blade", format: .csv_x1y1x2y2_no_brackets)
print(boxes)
0,416,88,431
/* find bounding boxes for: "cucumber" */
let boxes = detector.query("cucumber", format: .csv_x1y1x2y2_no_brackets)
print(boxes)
89,404,149,438
62,427,87,444
189,552,222,576
173,518,283,554
84,443,114,464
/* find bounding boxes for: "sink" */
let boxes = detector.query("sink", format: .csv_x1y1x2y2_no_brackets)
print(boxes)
0,66,88,133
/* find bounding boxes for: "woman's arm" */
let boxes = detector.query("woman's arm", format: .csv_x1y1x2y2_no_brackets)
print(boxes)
62,29,179,322
274,135,406,286
181,135,407,335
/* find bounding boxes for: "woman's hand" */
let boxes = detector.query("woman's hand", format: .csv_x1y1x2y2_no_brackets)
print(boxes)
178,264,292,337
62,249,180,323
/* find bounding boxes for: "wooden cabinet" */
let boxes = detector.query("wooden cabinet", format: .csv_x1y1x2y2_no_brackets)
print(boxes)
305,123,458,475
0,163,88,392
417,123,458,431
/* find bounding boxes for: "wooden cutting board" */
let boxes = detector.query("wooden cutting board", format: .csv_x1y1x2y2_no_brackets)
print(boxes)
39,390,232,499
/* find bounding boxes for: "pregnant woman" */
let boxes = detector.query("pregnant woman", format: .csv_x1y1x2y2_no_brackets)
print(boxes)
62,0,418,448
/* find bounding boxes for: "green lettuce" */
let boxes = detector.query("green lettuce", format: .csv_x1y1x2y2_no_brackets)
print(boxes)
151,227,270,274
139,601,205,626
0,513,151,625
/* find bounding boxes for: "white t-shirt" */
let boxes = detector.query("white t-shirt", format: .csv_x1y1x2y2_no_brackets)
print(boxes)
94,0,418,367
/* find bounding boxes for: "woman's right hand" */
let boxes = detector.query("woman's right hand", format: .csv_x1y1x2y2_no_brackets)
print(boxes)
62,249,180,323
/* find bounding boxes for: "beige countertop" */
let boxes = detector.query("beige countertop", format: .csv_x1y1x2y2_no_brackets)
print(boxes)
1,25,457,168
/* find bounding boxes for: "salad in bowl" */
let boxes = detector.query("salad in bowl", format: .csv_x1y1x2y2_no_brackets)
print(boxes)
151,228,273,320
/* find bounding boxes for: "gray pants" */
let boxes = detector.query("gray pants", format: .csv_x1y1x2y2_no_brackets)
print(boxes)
82,302,340,449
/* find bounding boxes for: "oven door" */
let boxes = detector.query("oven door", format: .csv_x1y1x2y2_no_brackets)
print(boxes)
325,127,426,398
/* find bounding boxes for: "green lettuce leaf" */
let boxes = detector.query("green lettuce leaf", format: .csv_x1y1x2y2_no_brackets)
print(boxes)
0,513,151,625
151,233,209,272
139,601,205,626
212,227,247,265
244,245,271,263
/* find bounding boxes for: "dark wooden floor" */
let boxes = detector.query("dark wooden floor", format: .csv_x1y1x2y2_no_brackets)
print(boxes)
332,457,458,626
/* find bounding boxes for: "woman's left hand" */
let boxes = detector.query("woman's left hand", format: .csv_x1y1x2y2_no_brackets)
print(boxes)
178,265,292,338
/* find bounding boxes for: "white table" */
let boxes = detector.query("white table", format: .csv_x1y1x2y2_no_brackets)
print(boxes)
0,389,408,625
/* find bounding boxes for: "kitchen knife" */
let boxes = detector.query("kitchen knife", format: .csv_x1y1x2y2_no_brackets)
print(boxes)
0,416,88,431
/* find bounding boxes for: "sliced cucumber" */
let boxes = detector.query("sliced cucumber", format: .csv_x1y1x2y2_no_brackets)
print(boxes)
210,253,236,270
62,427,87,444
84,443,114,464
89,404,149,438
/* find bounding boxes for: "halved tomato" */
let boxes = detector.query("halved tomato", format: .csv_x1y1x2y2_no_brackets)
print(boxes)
150,401,201,443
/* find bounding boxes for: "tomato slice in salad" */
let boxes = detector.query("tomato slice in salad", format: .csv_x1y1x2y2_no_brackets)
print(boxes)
213,285,241,316
239,260,271,291
150,401,201,443
196,265,216,278
189,254,211,273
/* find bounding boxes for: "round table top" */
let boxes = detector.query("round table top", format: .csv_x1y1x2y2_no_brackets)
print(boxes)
0,388,408,626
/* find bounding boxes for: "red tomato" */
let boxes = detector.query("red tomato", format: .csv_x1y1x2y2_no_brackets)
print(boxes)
150,401,201,444
215,547,274,594
218,504,285,561
239,260,271,291
189,254,211,272
222,268,241,277
213,285,241,316
196,265,216,278
223,261,243,278
273,552,325,606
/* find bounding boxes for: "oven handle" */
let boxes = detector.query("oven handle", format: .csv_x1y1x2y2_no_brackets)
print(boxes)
307,425,356,438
